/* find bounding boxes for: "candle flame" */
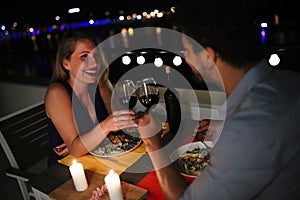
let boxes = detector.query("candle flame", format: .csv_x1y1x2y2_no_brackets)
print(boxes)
109,169,115,174
72,160,77,165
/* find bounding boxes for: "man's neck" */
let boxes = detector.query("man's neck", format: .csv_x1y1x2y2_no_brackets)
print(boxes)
220,63,248,96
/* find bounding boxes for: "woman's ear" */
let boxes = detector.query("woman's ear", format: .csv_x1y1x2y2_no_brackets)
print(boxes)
62,59,71,70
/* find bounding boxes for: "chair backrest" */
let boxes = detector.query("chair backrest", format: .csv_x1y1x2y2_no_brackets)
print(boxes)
0,101,48,170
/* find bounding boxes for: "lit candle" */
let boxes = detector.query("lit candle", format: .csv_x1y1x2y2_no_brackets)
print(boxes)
69,160,88,192
104,169,123,200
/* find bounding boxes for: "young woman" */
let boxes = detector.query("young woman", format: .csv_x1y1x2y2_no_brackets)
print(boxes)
45,30,136,166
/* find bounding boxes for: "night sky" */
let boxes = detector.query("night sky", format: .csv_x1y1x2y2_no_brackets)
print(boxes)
0,0,298,28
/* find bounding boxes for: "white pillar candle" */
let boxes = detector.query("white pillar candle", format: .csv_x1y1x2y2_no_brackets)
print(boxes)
69,160,88,192
104,169,123,200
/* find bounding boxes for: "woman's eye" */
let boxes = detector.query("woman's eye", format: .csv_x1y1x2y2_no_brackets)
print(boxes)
81,54,88,60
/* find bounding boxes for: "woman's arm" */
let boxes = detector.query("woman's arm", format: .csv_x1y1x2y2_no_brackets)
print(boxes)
45,83,136,157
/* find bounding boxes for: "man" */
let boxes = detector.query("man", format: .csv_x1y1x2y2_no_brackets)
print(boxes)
137,0,300,199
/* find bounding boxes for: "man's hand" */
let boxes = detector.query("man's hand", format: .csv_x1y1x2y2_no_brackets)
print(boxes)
137,109,163,152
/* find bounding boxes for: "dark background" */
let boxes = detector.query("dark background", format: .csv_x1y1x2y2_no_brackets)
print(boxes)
1,0,298,26
0,0,299,87
0,1,299,199
0,0,174,26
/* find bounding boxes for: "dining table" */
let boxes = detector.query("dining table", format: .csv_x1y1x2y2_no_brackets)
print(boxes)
28,89,224,200
29,119,221,199
28,122,184,200
29,143,163,200
48,145,157,200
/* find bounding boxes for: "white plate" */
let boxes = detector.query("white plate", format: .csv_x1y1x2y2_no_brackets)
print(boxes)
90,132,142,157
170,141,213,178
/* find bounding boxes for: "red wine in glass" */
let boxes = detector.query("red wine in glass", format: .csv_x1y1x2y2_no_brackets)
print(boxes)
136,77,159,110
138,93,159,109
119,95,138,109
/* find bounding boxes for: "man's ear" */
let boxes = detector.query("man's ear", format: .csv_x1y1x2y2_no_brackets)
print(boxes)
62,59,71,70
204,47,218,68
205,47,218,61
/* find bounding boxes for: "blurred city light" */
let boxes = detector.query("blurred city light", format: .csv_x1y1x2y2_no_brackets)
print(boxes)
68,8,80,14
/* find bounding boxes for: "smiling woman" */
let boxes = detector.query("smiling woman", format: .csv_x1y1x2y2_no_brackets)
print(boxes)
44,30,137,166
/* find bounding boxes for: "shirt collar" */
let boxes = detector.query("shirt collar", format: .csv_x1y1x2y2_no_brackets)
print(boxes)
219,59,273,117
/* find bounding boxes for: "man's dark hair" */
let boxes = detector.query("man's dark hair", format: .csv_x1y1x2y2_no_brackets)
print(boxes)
170,0,265,68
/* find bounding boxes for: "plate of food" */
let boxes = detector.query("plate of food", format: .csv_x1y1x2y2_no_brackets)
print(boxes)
90,131,142,157
170,141,212,181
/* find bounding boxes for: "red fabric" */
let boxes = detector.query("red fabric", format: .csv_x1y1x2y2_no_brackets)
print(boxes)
137,170,165,200
136,134,200,199
137,170,195,199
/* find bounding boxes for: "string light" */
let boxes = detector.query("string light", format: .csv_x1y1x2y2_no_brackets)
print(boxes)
154,57,163,67
269,53,280,66
137,55,145,65
173,55,182,66
122,55,131,65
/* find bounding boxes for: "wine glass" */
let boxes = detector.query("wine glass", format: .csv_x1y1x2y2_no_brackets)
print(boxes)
114,79,139,135
136,77,160,110
114,79,137,110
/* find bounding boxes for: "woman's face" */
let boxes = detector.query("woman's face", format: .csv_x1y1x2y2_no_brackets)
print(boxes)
65,39,101,84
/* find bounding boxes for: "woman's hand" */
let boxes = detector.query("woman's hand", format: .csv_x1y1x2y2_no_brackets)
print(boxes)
100,109,137,134
53,143,69,156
